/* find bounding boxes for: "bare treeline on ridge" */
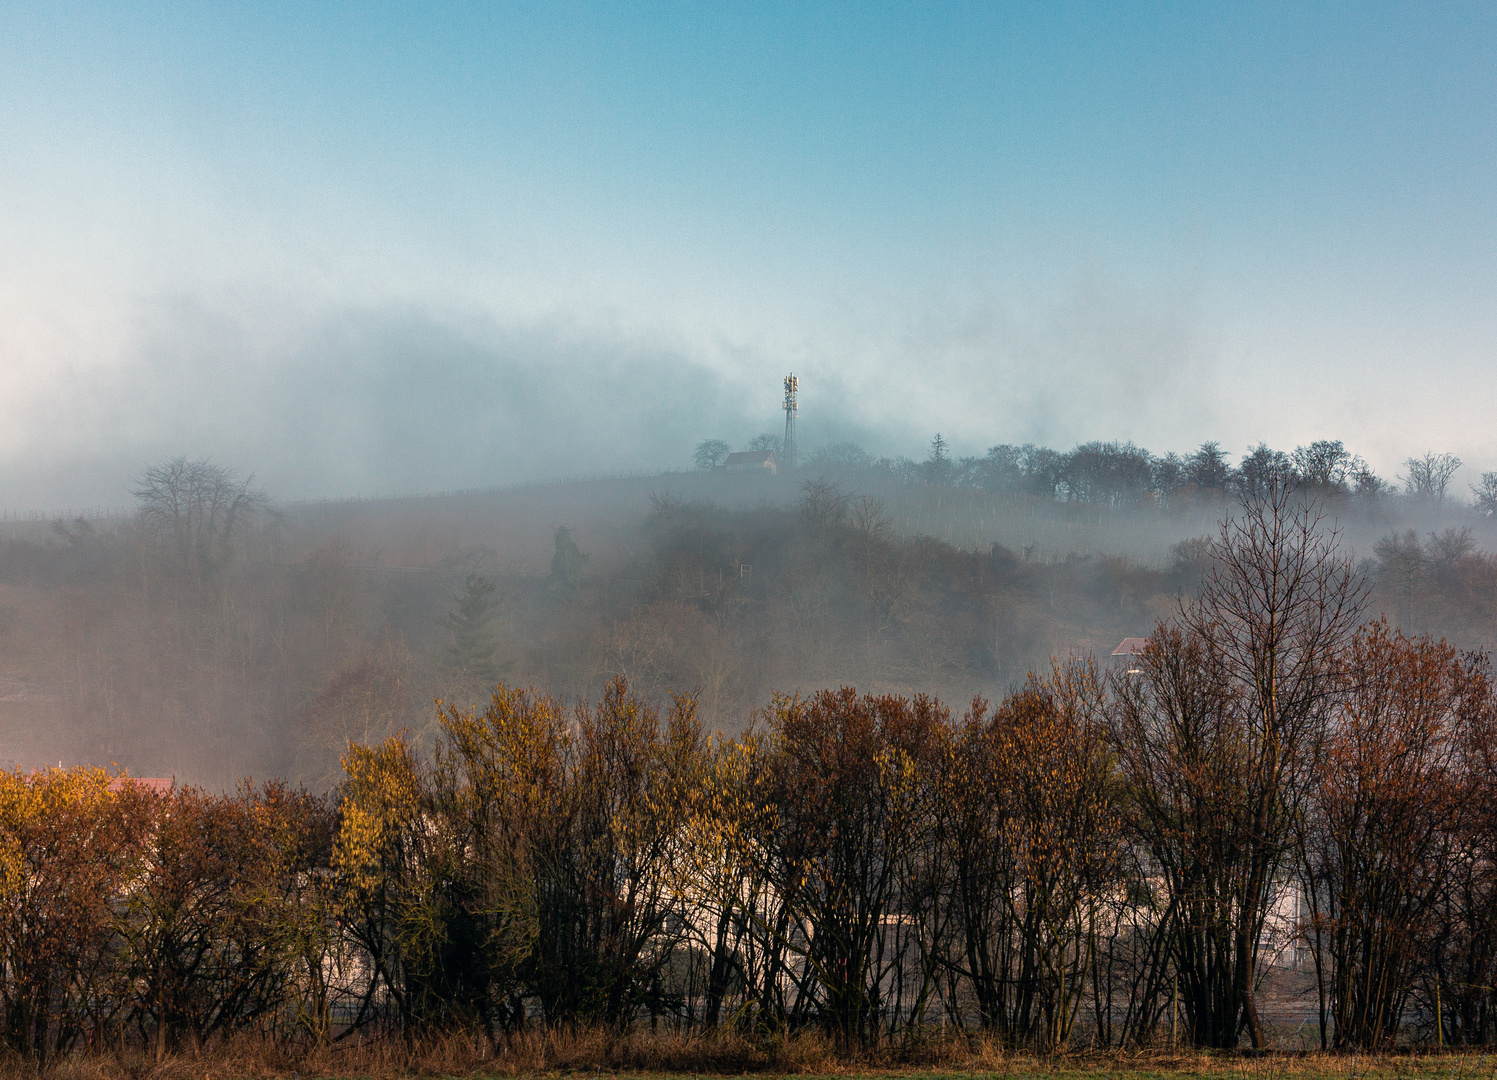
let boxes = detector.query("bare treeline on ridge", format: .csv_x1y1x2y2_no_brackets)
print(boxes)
0,433,1495,787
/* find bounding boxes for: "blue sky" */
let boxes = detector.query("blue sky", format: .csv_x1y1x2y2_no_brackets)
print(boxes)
2,2,1494,505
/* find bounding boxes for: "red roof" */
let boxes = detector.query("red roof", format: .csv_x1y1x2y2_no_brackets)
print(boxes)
1112,637,1149,656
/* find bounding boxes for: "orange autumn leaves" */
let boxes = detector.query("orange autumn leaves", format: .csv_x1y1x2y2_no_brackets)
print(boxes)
5,595,1497,1059
0,771,332,1066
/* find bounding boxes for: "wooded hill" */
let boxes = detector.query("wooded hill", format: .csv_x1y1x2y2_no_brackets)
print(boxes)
0,454,1494,788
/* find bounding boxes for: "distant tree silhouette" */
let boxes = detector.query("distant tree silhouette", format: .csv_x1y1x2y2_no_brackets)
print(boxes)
1403,452,1462,501
549,526,588,593
692,439,731,470
1187,441,1234,490
1062,441,1154,505
924,433,953,485
1473,471,1497,517
805,442,873,470
1291,440,1355,494
1152,452,1187,505
1235,443,1295,499
132,457,267,588
973,444,1026,493
1350,460,1392,498
1020,445,1067,498
441,574,504,691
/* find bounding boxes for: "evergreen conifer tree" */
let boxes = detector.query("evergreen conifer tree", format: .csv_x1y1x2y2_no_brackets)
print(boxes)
441,574,503,692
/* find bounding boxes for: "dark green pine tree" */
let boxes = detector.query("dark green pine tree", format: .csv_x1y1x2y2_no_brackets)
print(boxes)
548,526,588,593
441,573,504,692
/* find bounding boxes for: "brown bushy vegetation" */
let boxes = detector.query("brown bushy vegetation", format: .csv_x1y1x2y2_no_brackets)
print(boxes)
7,484,1497,1077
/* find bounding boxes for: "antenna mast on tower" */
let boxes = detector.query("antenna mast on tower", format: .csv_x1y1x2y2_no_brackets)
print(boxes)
782,374,799,470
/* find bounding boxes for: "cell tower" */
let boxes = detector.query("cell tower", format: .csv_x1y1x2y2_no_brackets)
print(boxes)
782,373,799,470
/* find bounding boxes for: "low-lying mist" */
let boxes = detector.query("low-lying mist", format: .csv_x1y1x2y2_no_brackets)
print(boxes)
1,442,1494,790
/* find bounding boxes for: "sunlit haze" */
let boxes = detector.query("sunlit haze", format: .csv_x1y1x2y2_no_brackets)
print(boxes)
3,2,1494,507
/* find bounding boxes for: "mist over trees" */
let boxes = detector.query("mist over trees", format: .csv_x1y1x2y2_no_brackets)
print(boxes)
693,431,1485,519
692,439,732,470
0,444,1494,1062
440,574,505,698
10,487,1497,1062
0,436,1495,790
778,435,1439,508
132,456,271,588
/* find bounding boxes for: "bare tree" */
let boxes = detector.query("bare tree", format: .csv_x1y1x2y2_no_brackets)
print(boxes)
132,457,267,587
1350,460,1391,498
1111,483,1365,1048
1186,485,1364,1047
798,478,849,538
1187,441,1234,491
1235,443,1295,499
1471,471,1497,517
805,442,873,471
1153,451,1188,505
1109,627,1243,1047
1402,452,1462,501
1298,622,1483,1049
692,439,731,470
1291,440,1354,493
1062,440,1155,505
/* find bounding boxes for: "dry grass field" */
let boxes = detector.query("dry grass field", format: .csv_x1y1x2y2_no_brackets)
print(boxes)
16,1031,1497,1080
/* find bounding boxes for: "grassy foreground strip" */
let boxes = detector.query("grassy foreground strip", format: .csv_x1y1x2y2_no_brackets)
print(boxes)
529,1061,1497,1080
14,1038,1497,1080
891,1060,1497,1080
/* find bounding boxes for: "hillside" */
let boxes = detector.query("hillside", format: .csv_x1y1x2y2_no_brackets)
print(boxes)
1,465,1494,788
